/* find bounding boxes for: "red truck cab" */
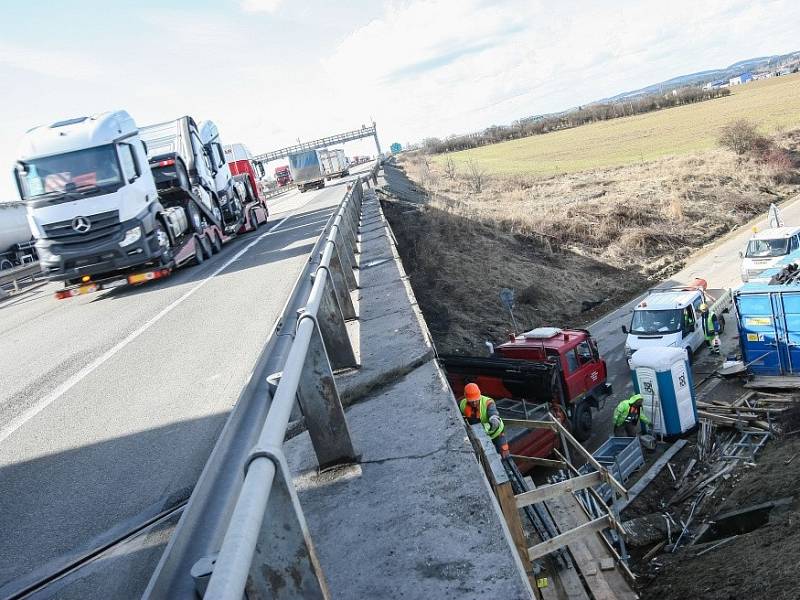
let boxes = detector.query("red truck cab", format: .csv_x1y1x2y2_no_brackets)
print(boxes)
441,327,611,471
274,165,291,186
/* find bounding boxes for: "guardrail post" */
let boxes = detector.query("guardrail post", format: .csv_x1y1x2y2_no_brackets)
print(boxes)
296,316,358,469
245,452,330,599
313,277,357,369
328,250,357,319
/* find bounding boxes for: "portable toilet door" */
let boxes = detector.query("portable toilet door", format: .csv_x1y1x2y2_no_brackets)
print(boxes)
773,291,800,375
736,291,784,376
631,365,666,435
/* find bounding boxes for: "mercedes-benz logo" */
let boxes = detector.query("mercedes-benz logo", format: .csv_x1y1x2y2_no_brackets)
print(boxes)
72,216,91,233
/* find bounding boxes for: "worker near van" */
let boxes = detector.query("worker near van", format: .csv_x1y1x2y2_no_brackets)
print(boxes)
459,383,510,458
613,394,652,437
700,303,721,355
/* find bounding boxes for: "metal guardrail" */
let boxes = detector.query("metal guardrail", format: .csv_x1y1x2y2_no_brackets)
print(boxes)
144,162,380,599
200,177,364,599
0,262,42,291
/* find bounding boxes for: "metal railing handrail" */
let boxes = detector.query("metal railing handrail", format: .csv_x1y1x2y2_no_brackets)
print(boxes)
202,174,367,599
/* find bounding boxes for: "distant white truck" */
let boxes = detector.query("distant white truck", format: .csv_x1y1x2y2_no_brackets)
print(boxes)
318,148,349,180
623,279,732,363
740,226,800,282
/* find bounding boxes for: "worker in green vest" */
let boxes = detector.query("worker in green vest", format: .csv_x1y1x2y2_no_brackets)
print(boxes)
613,394,652,437
459,383,510,457
700,303,721,354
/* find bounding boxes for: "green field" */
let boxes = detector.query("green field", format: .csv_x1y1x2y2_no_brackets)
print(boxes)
438,73,800,176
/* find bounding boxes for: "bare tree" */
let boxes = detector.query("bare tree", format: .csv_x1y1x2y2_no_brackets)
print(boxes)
466,159,485,193
718,120,761,155
443,157,457,179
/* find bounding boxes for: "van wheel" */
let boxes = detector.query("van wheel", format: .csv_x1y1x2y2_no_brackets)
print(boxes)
685,347,693,365
571,401,592,442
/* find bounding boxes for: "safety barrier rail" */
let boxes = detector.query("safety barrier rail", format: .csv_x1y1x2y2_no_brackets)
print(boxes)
198,176,365,599
0,262,42,292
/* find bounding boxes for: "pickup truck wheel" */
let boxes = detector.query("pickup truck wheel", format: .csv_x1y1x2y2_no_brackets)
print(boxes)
571,401,592,442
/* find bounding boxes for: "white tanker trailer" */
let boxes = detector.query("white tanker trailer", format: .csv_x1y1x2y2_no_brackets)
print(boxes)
0,201,36,270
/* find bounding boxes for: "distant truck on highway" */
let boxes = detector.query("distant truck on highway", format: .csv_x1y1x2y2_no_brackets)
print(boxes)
0,202,36,270
223,143,270,225
274,165,292,187
623,279,731,363
288,149,325,193
14,111,266,299
318,148,349,180
441,327,612,447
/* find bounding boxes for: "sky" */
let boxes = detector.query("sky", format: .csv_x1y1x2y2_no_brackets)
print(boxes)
1,0,799,199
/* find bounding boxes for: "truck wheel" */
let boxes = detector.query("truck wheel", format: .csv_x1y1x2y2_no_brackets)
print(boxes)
188,203,204,235
193,237,205,265
571,401,592,442
210,232,222,254
154,221,173,266
0,258,13,271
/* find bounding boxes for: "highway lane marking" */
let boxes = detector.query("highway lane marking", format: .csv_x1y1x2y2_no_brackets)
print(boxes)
0,196,319,445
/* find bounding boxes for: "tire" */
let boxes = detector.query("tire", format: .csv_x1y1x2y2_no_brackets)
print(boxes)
154,221,173,266
210,232,222,254
187,203,204,235
250,208,260,229
193,237,205,265
0,258,13,271
685,347,693,366
571,401,592,442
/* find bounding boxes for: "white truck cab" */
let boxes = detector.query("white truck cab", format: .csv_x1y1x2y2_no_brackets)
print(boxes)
740,226,800,282
14,111,165,281
623,282,731,363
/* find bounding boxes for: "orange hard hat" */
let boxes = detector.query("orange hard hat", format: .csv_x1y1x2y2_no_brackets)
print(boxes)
465,383,481,401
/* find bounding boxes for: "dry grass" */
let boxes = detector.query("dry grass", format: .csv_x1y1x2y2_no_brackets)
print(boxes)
384,129,800,353
435,73,800,176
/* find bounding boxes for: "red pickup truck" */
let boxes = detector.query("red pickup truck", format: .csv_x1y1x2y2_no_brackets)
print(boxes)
441,327,612,471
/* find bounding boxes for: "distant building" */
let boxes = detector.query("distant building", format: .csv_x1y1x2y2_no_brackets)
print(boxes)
703,79,727,90
729,72,753,86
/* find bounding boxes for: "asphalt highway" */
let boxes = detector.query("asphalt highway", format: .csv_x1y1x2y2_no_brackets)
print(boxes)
0,172,363,595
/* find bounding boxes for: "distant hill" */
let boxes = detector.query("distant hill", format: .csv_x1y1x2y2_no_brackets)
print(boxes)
602,51,800,102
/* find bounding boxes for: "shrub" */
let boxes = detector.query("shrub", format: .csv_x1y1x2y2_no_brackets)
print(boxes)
718,120,762,155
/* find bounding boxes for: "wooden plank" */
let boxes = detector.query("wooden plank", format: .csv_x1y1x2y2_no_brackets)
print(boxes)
674,458,697,489
503,418,559,431
547,494,638,600
510,454,567,469
494,481,540,597
745,376,800,390
616,439,688,512
516,472,603,508
548,414,628,498
527,516,610,561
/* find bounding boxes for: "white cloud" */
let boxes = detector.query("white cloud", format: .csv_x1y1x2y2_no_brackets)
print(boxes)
240,0,282,13
0,41,102,82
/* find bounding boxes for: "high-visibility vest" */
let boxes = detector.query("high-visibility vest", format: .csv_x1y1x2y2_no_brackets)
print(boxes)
459,395,505,439
702,311,718,339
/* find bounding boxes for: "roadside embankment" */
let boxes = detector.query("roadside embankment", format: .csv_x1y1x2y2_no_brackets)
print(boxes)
382,129,800,354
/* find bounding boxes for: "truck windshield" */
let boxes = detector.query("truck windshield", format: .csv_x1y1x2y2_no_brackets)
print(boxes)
16,145,122,202
746,238,790,258
630,309,682,335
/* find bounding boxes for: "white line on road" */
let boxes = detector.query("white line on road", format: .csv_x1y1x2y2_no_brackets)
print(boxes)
0,201,311,445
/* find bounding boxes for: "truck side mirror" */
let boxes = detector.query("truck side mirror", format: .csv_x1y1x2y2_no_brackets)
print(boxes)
621,325,628,334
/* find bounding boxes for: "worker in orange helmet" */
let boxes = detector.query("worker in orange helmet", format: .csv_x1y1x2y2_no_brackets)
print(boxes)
459,383,510,458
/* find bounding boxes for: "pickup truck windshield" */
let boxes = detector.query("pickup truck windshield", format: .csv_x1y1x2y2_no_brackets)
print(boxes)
16,144,122,201
630,308,682,335
746,238,790,258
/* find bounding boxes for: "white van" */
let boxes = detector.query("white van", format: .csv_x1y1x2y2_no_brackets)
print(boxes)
740,226,800,283
623,283,731,363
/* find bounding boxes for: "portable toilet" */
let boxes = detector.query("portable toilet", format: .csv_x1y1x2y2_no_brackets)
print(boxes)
629,347,697,436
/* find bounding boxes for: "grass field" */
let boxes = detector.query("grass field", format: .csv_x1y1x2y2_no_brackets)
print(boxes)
438,73,800,176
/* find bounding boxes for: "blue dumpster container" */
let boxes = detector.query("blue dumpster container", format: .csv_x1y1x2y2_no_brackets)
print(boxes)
629,347,697,436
